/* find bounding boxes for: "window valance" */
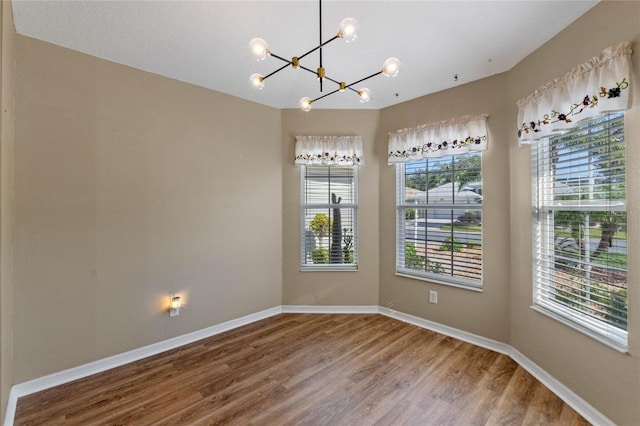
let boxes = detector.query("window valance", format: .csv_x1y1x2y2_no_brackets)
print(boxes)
295,135,363,166
387,114,489,164
517,41,632,146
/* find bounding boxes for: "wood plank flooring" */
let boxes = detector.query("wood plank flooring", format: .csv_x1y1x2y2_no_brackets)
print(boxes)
14,314,590,425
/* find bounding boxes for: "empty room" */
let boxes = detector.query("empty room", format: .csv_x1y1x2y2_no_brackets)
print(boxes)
0,0,639,425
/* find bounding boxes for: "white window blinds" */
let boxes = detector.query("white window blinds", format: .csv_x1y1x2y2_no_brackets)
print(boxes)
300,166,358,270
295,136,360,270
396,153,483,289
521,42,632,350
532,113,627,350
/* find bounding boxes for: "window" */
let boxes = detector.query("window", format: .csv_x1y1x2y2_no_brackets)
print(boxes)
396,152,482,288
301,165,357,270
532,113,627,349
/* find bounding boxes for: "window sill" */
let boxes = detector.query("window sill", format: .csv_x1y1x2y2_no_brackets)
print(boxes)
531,303,628,353
395,270,482,292
301,265,358,272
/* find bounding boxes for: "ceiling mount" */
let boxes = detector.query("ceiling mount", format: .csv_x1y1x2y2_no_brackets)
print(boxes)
249,0,400,111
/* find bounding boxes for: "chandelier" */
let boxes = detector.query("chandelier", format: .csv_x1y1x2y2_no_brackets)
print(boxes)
248,0,401,111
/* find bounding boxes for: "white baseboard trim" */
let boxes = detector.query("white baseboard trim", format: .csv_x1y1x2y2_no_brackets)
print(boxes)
3,387,18,426
3,305,282,426
378,307,613,426
4,305,613,426
378,307,512,355
509,348,614,426
282,304,379,314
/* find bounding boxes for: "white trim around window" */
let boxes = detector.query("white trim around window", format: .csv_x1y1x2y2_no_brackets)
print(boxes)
300,165,358,271
395,153,483,290
531,113,628,351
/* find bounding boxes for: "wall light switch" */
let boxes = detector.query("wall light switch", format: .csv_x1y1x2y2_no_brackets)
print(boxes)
429,290,438,304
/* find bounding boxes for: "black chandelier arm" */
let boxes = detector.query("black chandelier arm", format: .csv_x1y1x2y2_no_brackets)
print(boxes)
326,76,359,94
311,88,342,103
345,70,383,89
269,52,291,64
327,76,358,94
298,64,319,77
261,52,294,80
298,64,359,94
319,0,323,72
263,61,292,80
297,35,340,62
268,36,341,66
308,68,389,105
323,75,342,86
296,63,325,92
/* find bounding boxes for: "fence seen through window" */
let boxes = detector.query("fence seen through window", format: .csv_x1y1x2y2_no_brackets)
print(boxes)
396,152,482,288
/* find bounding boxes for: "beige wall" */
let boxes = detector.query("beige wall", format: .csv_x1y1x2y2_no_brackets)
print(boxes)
12,36,283,383
0,0,15,419
3,1,639,424
507,2,640,424
281,109,380,306
377,73,512,343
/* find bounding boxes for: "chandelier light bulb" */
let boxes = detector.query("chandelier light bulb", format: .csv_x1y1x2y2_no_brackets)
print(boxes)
249,38,269,61
250,73,265,90
338,18,359,43
358,88,371,103
299,97,313,111
382,57,401,77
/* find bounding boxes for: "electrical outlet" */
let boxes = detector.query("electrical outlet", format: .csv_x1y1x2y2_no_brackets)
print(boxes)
169,295,181,317
429,290,438,304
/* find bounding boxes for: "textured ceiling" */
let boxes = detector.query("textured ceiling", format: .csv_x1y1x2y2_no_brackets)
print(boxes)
11,0,598,110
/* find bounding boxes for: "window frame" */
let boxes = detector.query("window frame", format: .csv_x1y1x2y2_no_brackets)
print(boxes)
300,165,358,271
395,153,483,290
531,113,628,352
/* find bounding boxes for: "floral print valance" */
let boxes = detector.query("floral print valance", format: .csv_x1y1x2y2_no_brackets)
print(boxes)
295,135,363,166
388,114,489,164
517,41,632,146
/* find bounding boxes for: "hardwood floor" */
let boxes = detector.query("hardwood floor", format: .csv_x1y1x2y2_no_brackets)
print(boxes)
14,314,590,425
